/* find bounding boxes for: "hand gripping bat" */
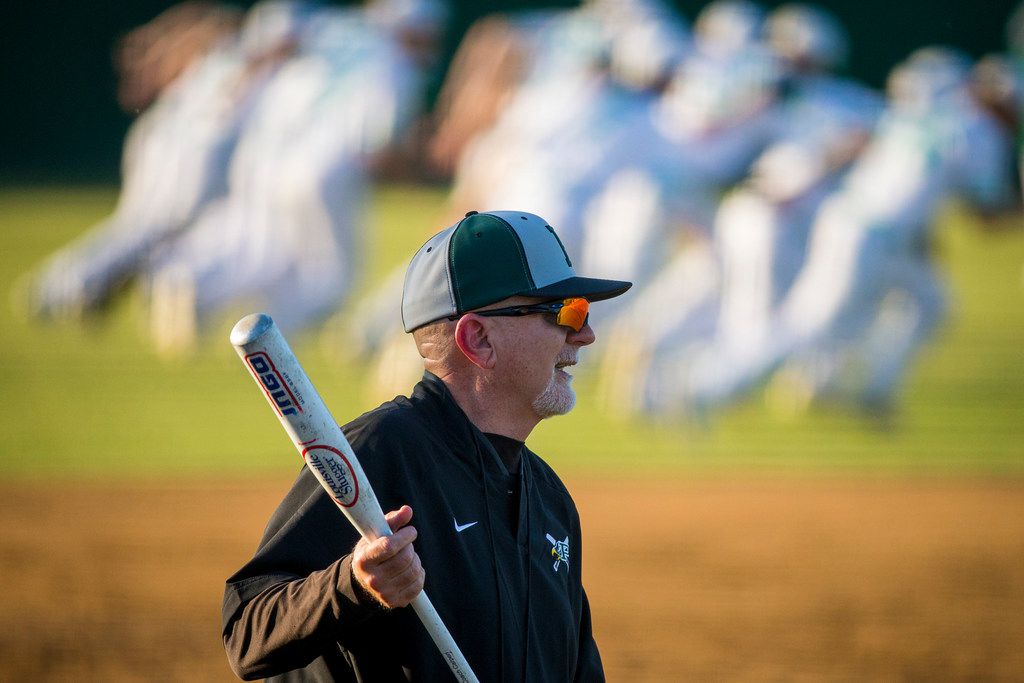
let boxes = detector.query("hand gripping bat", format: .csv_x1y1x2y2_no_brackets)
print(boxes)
230,313,478,683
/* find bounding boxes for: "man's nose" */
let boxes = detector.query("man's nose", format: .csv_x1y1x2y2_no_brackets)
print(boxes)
568,321,596,346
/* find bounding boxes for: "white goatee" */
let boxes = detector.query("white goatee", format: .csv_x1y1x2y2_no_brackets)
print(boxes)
532,351,579,418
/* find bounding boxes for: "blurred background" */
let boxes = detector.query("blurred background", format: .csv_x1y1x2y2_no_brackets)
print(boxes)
1,0,1022,680
0,0,1017,182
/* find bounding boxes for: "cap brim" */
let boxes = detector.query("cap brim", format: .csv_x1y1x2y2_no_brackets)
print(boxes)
525,276,632,303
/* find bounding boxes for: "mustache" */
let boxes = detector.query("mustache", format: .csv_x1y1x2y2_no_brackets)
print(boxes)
556,349,580,366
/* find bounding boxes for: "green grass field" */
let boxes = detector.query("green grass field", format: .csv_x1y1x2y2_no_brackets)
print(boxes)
1,186,1022,478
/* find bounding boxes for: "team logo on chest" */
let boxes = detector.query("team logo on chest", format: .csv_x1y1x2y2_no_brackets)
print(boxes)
545,533,570,573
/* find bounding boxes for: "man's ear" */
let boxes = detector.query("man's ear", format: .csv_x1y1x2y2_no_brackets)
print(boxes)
454,315,496,369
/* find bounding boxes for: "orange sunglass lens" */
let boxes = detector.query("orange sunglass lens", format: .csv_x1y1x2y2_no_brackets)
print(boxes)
557,298,589,331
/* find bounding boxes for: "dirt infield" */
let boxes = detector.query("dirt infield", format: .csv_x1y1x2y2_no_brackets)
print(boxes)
1,476,1022,681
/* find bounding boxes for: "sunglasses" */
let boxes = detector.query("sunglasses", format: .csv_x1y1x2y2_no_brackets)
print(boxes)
455,297,591,332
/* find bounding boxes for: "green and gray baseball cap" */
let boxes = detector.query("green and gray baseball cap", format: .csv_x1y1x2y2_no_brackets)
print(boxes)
402,210,632,332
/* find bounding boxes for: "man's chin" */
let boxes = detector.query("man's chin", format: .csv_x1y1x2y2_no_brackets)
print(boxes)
533,384,576,419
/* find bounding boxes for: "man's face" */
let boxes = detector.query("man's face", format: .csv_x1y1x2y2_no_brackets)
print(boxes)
483,297,596,421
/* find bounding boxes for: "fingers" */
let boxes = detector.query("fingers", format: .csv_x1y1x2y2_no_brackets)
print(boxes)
351,506,426,609
359,524,418,565
365,548,424,607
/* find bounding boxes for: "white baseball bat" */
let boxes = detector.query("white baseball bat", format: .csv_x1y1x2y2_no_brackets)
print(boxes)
230,313,478,683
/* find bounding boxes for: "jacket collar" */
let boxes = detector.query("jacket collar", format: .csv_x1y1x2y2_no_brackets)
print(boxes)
409,371,482,458
410,371,527,477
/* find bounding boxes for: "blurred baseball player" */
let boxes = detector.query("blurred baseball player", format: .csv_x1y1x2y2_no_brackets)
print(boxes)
145,0,446,354
680,47,1019,419
24,2,253,321
610,3,885,419
710,4,880,353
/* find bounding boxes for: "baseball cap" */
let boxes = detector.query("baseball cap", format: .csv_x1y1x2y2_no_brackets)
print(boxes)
401,211,632,332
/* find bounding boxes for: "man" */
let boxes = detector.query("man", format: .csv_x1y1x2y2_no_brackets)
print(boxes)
222,210,630,681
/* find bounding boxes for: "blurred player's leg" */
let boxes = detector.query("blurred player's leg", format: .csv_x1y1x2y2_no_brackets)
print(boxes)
856,252,946,410
597,238,719,416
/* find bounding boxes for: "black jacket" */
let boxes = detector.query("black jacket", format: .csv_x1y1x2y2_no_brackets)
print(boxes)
222,372,604,682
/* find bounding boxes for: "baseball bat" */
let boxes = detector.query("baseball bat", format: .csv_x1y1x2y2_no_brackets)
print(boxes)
230,313,478,683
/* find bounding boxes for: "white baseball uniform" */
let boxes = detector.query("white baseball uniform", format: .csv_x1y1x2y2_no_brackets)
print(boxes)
147,5,431,343
684,84,1017,414
711,74,883,358
29,34,261,319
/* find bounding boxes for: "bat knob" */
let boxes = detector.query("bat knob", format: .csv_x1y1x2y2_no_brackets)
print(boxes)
230,313,275,347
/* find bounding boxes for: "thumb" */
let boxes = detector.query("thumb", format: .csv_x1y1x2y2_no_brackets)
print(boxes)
384,505,414,533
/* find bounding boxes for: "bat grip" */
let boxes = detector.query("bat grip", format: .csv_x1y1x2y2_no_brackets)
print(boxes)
410,592,479,683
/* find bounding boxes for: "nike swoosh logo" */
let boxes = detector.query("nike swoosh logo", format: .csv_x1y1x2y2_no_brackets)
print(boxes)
454,518,478,533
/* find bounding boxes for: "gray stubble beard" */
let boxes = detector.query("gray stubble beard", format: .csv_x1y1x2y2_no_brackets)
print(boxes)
532,372,577,419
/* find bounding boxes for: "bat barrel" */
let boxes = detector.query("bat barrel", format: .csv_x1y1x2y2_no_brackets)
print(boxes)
231,313,386,534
